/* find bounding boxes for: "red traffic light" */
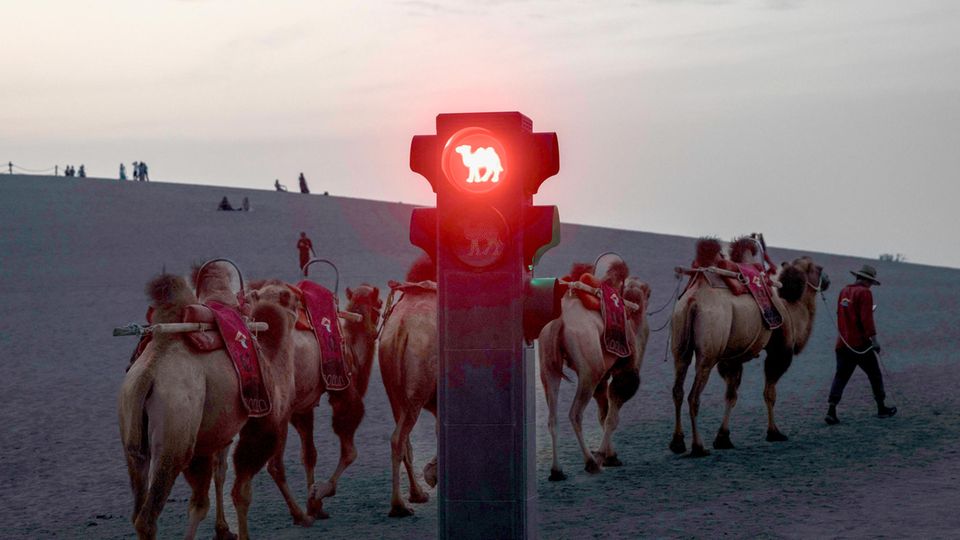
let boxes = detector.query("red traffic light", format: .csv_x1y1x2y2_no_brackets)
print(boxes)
441,127,507,194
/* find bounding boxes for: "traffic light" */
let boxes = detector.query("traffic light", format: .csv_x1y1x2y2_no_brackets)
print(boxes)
409,112,561,539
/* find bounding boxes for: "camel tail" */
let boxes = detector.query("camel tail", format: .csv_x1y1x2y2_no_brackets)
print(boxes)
539,319,571,383
670,297,697,364
119,364,154,461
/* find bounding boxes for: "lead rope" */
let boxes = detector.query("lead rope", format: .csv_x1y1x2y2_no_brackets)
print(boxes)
648,273,685,363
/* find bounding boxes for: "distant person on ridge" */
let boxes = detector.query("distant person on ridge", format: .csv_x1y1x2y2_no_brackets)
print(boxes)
297,232,315,275
78,165,86,178
299,172,309,194
217,196,234,211
825,264,897,425
139,162,149,181
242,197,250,211
132,162,139,181
119,163,127,180
274,179,287,192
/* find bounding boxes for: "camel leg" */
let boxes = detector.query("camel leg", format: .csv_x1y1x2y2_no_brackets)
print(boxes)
232,423,280,540
422,404,438,488
310,392,365,518
183,455,214,540
670,353,692,454
403,438,429,503
133,453,183,540
594,379,609,427
388,406,422,517
291,411,318,490
714,361,743,450
124,448,150,528
764,351,793,442
213,446,236,540
540,352,566,481
569,376,602,474
687,356,715,457
266,422,314,527
598,367,640,467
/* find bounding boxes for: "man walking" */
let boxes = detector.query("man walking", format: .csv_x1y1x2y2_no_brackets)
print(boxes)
299,172,310,194
825,264,897,424
297,232,315,275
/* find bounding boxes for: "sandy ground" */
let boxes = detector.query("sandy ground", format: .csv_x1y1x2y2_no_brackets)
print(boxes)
1,174,958,539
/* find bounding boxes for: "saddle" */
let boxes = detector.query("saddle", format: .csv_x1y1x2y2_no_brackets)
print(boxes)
296,280,350,391
683,259,783,330
566,273,632,357
180,301,271,416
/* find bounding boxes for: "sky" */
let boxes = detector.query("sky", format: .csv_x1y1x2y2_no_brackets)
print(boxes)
2,0,959,268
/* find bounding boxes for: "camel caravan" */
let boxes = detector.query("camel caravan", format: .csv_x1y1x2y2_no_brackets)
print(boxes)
116,233,828,537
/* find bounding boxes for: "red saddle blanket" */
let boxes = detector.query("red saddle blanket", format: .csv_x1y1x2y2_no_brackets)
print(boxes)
206,301,271,417
600,283,632,358
736,264,783,330
297,281,350,391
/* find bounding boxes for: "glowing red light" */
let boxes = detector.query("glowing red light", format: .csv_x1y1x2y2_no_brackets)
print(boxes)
441,127,507,194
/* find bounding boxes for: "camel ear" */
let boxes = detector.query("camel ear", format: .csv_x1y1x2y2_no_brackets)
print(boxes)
346,287,353,301
781,261,789,268
372,286,380,300
279,290,292,307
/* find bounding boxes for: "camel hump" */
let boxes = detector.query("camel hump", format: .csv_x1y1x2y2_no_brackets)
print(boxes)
145,274,196,324
695,237,723,267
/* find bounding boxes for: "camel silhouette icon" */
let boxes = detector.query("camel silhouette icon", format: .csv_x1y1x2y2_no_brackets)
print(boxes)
455,145,503,183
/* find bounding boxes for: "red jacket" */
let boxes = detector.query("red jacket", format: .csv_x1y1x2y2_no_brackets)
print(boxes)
836,283,876,350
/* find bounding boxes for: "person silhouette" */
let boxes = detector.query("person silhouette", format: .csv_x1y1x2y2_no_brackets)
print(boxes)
119,163,127,180
217,196,234,211
275,179,287,192
299,172,309,194
297,232,315,274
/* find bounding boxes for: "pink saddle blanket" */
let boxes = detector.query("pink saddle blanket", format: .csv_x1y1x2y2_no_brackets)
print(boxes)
297,281,350,391
736,264,783,330
600,283,632,358
206,301,271,417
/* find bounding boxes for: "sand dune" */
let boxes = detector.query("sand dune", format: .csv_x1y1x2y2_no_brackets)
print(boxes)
1,174,957,538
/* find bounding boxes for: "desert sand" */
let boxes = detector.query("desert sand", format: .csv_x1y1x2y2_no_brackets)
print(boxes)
1,174,957,538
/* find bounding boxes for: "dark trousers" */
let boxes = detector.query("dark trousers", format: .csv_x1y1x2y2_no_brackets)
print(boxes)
828,347,886,405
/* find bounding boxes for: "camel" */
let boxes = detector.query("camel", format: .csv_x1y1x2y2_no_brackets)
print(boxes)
455,145,503,183
669,239,831,457
118,261,297,540
378,255,438,517
245,279,382,522
539,260,651,480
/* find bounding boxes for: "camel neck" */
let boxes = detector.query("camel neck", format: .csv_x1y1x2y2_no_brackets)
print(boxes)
344,327,376,396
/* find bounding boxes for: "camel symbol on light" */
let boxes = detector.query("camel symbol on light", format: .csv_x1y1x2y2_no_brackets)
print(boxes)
455,145,503,184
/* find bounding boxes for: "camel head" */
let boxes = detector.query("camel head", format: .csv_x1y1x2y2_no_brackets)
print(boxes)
778,256,830,302
623,276,651,323
454,145,470,156
343,284,382,397
344,284,382,339
246,279,298,314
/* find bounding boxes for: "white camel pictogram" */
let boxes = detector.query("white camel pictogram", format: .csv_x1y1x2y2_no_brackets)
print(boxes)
455,145,503,184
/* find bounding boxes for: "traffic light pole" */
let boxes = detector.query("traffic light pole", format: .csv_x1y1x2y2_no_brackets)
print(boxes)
410,112,561,540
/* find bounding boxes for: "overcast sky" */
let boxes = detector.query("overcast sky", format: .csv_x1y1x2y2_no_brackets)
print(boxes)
2,0,958,267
